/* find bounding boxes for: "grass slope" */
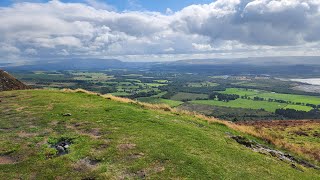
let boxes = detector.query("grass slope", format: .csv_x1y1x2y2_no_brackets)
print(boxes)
0,90,319,179
137,97,183,107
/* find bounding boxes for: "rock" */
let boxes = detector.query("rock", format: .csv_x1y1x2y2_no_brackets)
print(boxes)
56,145,65,153
230,135,255,147
63,113,72,116
229,133,320,171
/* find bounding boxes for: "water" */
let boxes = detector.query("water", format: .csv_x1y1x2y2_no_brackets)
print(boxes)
291,78,320,86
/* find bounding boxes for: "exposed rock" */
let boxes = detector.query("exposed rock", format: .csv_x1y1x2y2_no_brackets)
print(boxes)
50,138,73,156
63,113,72,116
227,133,320,170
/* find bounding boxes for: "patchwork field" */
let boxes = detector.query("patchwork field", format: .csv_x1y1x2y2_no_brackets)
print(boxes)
221,88,320,105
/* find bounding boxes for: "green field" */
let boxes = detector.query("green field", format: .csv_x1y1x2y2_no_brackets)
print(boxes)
284,105,313,111
153,80,169,83
71,72,114,81
192,99,287,112
221,88,262,96
221,88,320,105
0,90,319,179
170,92,208,101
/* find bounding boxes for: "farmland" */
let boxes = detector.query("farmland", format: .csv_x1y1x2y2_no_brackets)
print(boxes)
221,88,320,105
10,70,320,121
192,99,286,112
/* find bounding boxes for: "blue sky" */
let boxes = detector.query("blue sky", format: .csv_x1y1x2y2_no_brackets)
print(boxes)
0,0,214,12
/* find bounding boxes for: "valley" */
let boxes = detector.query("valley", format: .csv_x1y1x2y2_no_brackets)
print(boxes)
10,68,320,121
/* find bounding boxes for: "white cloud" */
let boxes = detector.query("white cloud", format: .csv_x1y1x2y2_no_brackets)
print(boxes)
0,0,320,62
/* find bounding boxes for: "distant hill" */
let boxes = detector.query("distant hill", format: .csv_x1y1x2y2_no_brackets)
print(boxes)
4,59,125,71
0,70,29,91
172,56,320,66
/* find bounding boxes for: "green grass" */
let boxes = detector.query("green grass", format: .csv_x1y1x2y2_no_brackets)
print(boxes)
153,80,169,83
192,99,286,112
221,88,320,105
284,105,313,111
137,97,183,107
109,92,130,96
257,93,320,105
170,92,208,101
145,83,167,87
221,88,262,96
219,88,320,111
0,90,319,179
71,72,114,81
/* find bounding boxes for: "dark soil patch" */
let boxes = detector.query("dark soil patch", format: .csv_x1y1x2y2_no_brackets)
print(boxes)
292,130,309,136
0,156,16,164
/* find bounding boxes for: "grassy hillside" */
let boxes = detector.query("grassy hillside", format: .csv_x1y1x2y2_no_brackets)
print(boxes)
0,90,319,179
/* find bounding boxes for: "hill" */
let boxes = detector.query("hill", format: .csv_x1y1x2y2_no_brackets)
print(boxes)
0,70,28,91
3,59,125,71
0,89,319,179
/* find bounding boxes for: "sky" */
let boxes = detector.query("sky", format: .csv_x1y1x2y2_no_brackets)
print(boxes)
0,0,320,62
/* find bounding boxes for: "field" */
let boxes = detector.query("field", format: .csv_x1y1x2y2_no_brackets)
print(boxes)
221,88,320,105
192,99,286,112
0,90,319,179
186,82,219,87
10,70,320,120
170,92,208,101
71,72,114,81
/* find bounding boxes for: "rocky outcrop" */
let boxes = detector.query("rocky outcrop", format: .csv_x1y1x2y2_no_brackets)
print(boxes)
0,70,29,91
227,133,320,171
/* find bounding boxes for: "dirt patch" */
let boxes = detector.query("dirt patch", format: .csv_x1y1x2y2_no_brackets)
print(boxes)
292,130,309,136
118,143,136,151
128,152,145,159
67,124,104,139
17,131,37,138
73,157,100,172
0,156,16,164
16,106,26,112
313,132,320,138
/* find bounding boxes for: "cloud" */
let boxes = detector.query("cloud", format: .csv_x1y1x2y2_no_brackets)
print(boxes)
84,0,115,11
0,0,320,61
